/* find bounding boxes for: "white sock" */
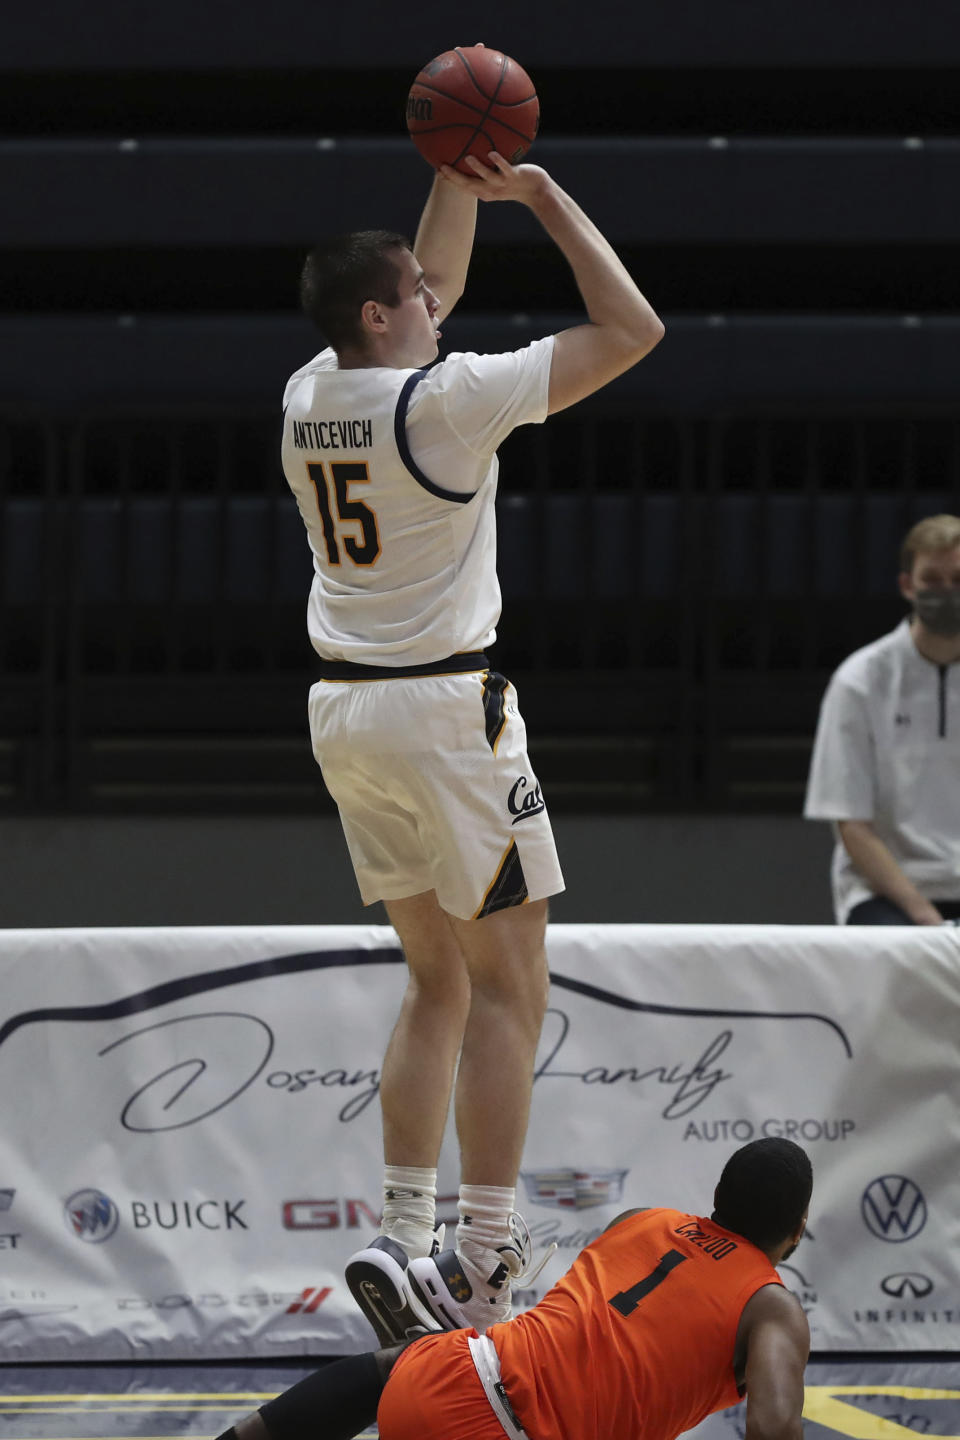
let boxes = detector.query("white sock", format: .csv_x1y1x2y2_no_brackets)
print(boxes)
379,1165,437,1259
457,1183,516,1258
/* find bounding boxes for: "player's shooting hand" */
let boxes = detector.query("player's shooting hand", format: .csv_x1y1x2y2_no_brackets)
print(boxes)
438,152,549,205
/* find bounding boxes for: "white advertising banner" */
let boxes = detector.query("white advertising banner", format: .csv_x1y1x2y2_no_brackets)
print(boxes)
0,923,958,1360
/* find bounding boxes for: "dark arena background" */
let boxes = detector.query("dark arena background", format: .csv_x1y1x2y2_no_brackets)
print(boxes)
2,0,960,1431
2,0,959,926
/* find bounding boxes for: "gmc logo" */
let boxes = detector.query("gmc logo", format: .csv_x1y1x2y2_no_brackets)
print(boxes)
282,1194,459,1231
282,1199,380,1231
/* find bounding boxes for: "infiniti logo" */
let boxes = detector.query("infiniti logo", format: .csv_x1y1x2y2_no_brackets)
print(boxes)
861,1175,927,1243
880,1272,934,1299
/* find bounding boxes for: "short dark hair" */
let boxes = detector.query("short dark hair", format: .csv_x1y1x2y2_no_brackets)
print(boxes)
712,1138,812,1251
299,230,412,353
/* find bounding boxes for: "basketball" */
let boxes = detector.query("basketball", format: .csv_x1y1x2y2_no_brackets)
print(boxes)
406,46,540,174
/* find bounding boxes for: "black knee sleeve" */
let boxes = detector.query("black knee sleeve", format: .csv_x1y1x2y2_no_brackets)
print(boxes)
258,1352,384,1440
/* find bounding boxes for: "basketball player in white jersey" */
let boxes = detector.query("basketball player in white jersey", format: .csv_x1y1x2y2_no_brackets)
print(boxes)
280,149,664,1343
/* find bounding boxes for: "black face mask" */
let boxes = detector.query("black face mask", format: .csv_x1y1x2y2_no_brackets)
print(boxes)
913,589,960,638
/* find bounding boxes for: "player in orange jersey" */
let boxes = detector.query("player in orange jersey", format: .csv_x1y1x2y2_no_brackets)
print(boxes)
215,1138,812,1440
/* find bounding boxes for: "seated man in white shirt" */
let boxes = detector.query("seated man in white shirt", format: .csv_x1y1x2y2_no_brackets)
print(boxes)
804,513,960,925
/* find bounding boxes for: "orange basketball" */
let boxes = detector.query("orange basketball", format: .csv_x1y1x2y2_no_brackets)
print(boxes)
406,45,540,175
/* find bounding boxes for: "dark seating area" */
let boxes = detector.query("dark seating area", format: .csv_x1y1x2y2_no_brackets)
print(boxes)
2,407,958,811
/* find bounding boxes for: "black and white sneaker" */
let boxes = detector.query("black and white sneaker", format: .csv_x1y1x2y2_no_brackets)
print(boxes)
407,1214,556,1334
345,1235,442,1347
407,1247,499,1331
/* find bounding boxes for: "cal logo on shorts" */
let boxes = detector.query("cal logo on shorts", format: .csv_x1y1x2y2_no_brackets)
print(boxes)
508,776,545,824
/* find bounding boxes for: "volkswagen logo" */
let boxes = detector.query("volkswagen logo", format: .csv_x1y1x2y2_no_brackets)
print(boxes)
64,1188,119,1243
880,1272,934,1299
861,1176,927,1243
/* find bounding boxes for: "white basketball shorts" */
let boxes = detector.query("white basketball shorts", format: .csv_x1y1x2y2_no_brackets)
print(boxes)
307,667,565,920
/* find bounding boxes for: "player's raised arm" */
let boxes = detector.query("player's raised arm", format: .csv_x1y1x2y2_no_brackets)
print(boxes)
740,1285,810,1440
413,172,478,322
438,153,665,413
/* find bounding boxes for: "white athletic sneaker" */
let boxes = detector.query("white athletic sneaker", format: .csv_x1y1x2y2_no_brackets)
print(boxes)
407,1212,555,1333
345,1228,445,1347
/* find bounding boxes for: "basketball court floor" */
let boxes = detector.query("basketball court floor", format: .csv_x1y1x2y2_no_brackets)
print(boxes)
1,1356,957,1440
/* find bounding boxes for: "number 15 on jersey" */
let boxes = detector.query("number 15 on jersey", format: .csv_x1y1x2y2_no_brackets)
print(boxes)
307,460,382,568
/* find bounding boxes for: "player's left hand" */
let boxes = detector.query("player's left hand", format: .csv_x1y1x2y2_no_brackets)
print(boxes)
438,152,549,204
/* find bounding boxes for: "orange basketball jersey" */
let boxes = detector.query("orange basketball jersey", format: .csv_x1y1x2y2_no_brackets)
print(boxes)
491,1208,783,1440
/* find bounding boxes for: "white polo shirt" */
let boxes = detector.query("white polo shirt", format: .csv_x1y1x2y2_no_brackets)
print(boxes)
804,618,960,922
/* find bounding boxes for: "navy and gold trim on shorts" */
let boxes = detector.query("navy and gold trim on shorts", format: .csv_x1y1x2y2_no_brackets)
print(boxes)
474,840,528,919
481,670,509,753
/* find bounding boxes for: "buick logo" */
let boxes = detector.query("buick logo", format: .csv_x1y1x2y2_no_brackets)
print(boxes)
880,1272,934,1299
64,1188,119,1243
861,1176,927,1243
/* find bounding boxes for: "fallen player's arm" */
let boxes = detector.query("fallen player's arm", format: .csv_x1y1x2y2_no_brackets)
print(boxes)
741,1285,810,1440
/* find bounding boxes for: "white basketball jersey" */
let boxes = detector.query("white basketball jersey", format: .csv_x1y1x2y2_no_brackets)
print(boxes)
281,339,553,666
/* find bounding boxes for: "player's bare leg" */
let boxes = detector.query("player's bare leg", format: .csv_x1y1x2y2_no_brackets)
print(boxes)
379,890,472,1168
449,899,550,1186
409,899,552,1332
348,890,552,1338
346,890,470,1344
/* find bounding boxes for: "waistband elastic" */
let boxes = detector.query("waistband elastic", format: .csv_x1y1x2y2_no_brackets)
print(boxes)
467,1333,531,1440
317,650,490,681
